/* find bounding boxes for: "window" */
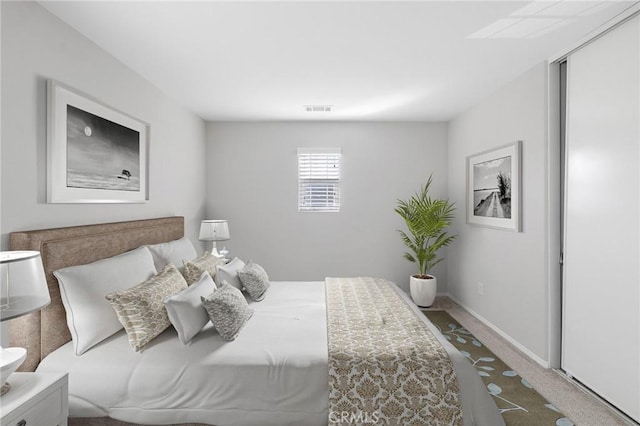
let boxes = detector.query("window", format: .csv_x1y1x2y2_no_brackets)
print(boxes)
297,148,341,212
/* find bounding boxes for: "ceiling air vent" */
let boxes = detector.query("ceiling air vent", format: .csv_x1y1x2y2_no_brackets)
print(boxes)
304,105,332,112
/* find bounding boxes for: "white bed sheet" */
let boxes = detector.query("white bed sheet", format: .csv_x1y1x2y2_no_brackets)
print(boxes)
37,280,504,426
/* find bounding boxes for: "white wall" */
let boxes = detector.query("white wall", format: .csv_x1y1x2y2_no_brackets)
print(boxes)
206,121,450,293
447,63,551,364
0,2,207,248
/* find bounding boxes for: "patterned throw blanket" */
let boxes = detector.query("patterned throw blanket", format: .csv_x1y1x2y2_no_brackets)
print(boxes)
325,277,463,426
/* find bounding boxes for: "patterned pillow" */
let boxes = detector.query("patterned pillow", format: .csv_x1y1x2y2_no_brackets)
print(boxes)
237,261,270,301
183,252,225,285
106,264,188,351
201,281,253,341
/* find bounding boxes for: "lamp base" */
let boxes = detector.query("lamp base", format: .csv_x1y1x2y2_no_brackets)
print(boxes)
207,242,224,259
1,381,10,396
0,346,26,396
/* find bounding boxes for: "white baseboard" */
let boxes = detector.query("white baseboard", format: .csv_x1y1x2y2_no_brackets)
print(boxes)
447,294,550,369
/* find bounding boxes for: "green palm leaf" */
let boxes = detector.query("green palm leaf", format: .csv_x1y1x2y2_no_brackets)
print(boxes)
395,175,457,276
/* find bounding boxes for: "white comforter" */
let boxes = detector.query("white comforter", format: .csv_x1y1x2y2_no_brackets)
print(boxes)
37,281,503,425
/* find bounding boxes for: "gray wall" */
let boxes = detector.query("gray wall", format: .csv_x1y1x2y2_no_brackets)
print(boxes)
0,2,207,248
206,121,450,293
447,63,552,364
0,1,559,365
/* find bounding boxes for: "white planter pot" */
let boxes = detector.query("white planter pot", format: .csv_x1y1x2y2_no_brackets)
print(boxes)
410,275,437,307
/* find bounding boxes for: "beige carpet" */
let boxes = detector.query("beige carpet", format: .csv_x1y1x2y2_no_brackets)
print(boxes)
426,296,635,426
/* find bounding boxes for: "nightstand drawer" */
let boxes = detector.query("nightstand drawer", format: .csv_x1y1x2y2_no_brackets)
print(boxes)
0,372,68,426
4,388,63,426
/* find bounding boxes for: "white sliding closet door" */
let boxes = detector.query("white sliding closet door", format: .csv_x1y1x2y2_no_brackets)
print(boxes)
563,15,640,423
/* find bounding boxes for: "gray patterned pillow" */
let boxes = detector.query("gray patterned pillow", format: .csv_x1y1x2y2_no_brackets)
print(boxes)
183,252,225,285
106,264,188,351
201,281,253,341
237,261,270,301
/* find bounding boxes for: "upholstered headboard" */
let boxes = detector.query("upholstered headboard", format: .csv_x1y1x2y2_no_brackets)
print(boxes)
8,216,184,371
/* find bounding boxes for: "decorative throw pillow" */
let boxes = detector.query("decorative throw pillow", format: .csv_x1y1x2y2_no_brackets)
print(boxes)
164,271,217,344
215,257,246,291
237,261,270,301
106,264,188,351
54,246,157,356
183,252,225,285
201,281,253,341
146,237,197,272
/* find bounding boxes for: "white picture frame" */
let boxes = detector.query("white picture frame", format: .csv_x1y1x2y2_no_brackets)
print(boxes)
47,80,148,203
466,141,522,232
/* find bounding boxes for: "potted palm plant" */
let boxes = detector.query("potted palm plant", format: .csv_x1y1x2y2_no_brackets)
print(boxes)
395,175,456,307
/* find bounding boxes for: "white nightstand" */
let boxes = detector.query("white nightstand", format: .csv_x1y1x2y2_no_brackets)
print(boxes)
0,372,68,426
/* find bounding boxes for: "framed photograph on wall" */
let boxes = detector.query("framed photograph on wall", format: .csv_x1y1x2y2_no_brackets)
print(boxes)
47,80,148,203
466,141,522,231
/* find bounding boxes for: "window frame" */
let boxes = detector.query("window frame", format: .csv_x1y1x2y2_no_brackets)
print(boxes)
297,147,342,213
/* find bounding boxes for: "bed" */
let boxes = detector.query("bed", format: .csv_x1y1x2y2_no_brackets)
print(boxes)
9,216,504,426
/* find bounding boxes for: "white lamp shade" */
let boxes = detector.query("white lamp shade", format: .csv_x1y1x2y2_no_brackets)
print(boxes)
199,220,230,242
0,251,50,322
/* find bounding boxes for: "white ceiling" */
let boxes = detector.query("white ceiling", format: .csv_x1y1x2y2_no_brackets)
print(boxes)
41,1,636,122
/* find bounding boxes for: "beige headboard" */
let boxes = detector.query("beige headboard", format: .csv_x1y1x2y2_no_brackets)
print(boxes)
8,216,184,372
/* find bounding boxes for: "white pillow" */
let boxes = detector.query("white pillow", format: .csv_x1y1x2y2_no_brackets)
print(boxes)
164,271,217,344
54,246,157,355
215,257,246,291
146,237,197,271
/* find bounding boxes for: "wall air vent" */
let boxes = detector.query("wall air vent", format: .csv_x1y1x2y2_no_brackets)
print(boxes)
304,105,333,112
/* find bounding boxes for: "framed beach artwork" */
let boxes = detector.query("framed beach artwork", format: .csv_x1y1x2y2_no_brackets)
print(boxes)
47,80,148,203
466,141,522,231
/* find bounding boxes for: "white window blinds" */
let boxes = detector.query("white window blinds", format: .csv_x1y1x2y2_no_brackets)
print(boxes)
297,148,341,212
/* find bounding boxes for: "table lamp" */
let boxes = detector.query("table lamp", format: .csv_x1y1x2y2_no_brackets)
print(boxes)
199,220,231,261
0,251,50,395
